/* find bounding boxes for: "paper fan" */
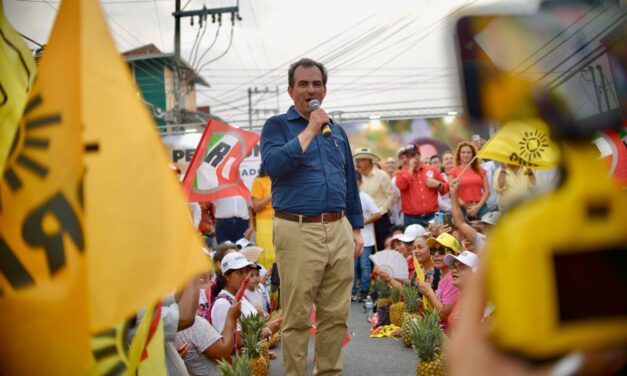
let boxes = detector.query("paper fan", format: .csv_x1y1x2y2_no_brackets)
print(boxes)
239,246,264,262
369,250,409,280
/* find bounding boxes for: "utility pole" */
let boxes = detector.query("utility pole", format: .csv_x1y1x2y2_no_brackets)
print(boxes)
248,86,280,130
173,0,182,126
172,1,242,124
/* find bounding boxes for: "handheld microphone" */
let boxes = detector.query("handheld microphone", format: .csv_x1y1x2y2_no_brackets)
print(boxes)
309,99,332,137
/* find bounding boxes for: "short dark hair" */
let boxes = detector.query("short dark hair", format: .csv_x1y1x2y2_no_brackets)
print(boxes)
288,58,328,88
355,170,362,183
430,154,441,162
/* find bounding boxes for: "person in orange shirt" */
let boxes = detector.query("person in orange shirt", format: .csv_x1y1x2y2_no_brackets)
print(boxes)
448,141,490,220
251,164,275,270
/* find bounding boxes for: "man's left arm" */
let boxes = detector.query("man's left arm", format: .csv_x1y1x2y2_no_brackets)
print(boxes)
435,169,449,194
426,168,449,193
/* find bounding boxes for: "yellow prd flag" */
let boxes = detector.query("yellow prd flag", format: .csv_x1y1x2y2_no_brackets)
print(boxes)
478,119,560,170
0,0,90,373
2,0,210,373
0,0,37,172
79,0,210,333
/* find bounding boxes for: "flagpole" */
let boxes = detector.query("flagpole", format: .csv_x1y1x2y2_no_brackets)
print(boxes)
457,155,478,179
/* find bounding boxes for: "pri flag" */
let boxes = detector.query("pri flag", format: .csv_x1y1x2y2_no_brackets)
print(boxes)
478,119,560,170
592,126,627,186
182,119,260,202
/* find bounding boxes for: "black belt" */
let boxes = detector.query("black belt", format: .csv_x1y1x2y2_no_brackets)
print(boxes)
275,210,345,224
406,212,436,217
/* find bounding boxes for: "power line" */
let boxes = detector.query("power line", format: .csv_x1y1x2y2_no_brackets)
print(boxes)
18,32,44,47
152,0,165,50
195,20,236,71
247,0,272,68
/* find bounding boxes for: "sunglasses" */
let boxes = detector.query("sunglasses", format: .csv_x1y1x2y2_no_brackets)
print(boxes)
430,246,449,255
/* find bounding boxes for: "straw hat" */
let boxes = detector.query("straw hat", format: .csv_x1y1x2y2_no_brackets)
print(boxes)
352,147,381,162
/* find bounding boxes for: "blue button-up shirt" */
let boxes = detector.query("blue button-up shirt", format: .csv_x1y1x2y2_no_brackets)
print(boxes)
260,106,363,228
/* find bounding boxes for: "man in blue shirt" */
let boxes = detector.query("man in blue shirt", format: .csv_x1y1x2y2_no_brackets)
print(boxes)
261,58,364,376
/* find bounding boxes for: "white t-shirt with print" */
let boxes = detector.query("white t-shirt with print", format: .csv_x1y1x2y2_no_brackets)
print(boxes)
359,191,381,247
210,289,257,334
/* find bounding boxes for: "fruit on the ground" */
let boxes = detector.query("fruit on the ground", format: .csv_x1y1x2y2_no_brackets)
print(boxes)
410,309,446,376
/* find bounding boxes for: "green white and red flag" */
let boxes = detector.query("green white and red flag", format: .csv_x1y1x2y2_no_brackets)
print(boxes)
182,119,260,202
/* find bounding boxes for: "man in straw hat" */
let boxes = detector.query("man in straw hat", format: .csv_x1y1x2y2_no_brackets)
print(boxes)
353,147,395,253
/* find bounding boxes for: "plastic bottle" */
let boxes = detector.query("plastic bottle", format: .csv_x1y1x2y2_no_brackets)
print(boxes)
364,295,374,320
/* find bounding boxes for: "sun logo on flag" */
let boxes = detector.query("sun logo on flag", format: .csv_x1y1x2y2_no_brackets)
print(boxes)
518,129,549,161
3,94,57,194
90,322,130,375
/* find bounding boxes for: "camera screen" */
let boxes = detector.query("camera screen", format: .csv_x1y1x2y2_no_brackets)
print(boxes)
455,5,625,136
553,246,626,323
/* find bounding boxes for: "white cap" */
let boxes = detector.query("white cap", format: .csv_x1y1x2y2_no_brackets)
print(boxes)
480,211,501,225
398,224,426,243
235,238,252,250
444,251,479,269
221,252,256,273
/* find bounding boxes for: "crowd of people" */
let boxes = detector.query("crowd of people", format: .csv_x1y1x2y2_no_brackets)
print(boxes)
164,136,545,376
159,58,565,376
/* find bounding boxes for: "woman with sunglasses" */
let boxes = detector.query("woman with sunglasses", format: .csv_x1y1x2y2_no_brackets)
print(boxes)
410,234,441,291
417,232,461,334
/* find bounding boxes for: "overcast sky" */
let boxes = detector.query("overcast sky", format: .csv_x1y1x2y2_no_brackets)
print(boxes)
4,0,538,126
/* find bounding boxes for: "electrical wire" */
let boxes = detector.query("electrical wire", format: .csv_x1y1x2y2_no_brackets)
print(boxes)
195,20,236,71
188,20,208,67
18,32,44,47
152,0,165,50
192,24,221,71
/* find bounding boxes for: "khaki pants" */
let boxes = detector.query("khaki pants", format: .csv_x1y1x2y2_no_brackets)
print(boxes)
273,216,355,376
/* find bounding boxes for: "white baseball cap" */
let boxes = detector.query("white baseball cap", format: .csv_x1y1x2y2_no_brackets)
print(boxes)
398,224,426,243
221,252,256,273
444,251,479,269
235,238,252,250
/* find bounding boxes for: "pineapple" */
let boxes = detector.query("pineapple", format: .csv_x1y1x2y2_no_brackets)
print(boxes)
373,278,392,308
240,313,269,376
389,286,406,326
217,355,253,376
260,338,270,362
268,331,280,349
410,309,446,376
401,285,421,347
267,310,281,349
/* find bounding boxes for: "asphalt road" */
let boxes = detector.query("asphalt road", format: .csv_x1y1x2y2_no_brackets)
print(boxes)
269,300,418,375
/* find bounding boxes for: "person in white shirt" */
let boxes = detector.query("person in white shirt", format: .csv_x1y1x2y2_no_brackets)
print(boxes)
210,252,281,338
213,196,254,244
244,266,268,317
352,171,382,302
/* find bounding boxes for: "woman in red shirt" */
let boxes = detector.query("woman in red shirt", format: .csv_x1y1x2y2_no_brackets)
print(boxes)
448,141,490,220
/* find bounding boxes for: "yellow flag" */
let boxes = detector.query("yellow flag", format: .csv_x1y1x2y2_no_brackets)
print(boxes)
0,0,90,373
0,0,37,172
412,257,430,309
478,119,560,170
79,0,209,332
2,0,209,373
